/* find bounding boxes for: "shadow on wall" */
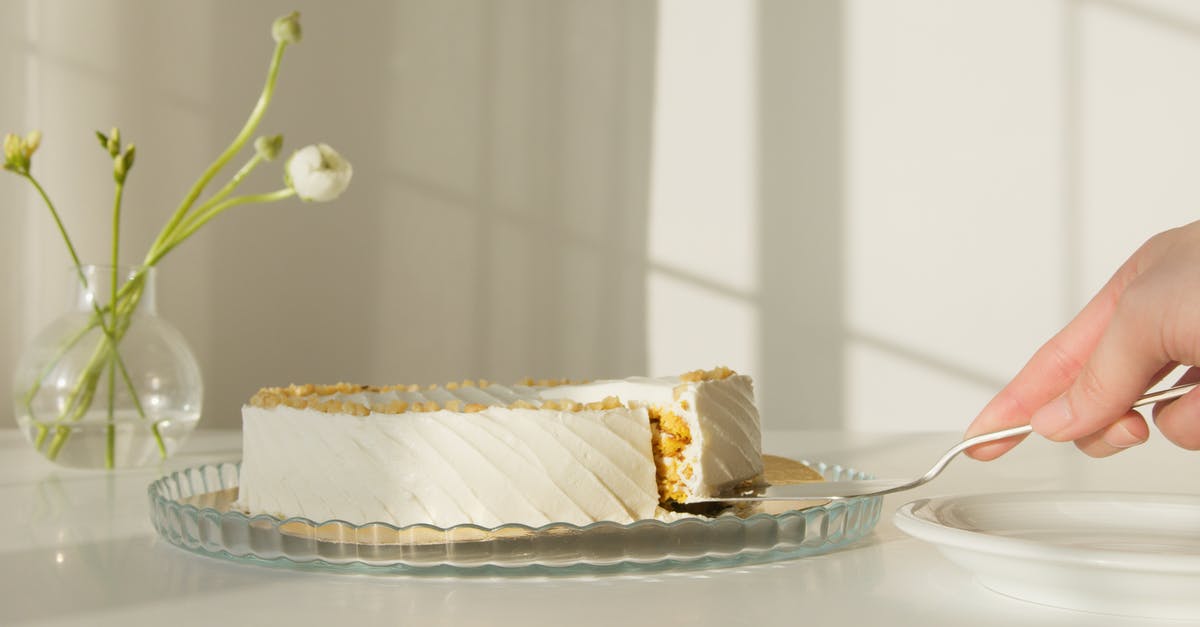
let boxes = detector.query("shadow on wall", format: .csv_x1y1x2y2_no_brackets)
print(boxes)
1,1,232,427
1,0,655,432
5,0,842,432
757,0,845,429
0,3,28,424
195,0,659,427
5,0,854,432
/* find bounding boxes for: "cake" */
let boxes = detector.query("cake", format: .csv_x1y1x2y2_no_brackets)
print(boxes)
236,367,763,528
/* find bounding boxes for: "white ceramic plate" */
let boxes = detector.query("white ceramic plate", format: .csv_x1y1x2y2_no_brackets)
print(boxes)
894,491,1200,619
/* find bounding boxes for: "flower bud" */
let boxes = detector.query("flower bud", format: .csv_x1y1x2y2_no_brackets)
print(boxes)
107,127,121,157
285,143,352,202
114,144,135,183
4,133,21,164
272,12,302,44
122,144,136,171
3,131,37,174
255,134,283,161
23,130,41,156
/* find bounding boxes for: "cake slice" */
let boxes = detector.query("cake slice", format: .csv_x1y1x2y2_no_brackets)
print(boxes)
538,367,762,504
236,367,763,528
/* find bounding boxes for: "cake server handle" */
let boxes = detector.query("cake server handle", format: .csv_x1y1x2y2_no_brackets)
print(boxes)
692,381,1198,503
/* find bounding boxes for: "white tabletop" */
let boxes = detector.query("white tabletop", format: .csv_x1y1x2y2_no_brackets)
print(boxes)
3,427,1198,626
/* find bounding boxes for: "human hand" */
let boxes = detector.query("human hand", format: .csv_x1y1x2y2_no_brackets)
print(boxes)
965,221,1200,460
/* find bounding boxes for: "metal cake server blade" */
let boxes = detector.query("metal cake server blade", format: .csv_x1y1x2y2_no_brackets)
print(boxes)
690,381,1197,503
715,478,913,501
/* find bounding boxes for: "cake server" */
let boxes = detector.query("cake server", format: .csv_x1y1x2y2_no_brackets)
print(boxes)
692,381,1198,503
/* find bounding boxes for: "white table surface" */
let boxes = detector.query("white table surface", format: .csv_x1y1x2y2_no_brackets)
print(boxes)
3,427,1199,626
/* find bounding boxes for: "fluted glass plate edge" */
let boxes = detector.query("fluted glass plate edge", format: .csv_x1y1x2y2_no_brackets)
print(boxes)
148,461,882,575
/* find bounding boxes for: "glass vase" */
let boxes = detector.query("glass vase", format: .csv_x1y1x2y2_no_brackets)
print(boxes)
12,265,202,469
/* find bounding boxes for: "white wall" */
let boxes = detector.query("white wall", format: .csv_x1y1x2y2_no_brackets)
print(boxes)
842,0,1200,430
1,0,1198,433
650,0,1200,431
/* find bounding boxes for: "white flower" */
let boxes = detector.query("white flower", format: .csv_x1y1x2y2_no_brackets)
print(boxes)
285,144,352,202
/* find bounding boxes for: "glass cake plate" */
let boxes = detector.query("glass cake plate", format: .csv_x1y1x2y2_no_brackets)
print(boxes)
148,459,882,575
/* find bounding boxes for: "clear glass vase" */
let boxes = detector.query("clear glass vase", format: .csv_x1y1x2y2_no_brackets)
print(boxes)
12,265,202,469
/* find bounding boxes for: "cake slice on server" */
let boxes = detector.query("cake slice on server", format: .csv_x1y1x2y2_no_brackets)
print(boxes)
537,367,763,506
236,367,763,528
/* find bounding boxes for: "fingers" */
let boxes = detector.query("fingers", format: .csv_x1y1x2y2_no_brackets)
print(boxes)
966,228,1184,461
964,261,1136,460
965,396,1032,461
1029,288,1168,443
1152,366,1200,420
1072,411,1149,457
1152,367,1200,450
1146,362,1185,394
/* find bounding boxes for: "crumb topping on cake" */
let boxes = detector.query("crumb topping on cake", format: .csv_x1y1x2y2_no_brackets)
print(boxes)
515,377,594,387
679,366,736,383
246,368,737,425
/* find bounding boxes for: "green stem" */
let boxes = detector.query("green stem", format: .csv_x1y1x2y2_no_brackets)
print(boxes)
192,153,265,220
52,363,101,441
24,174,86,284
148,153,266,261
147,189,295,267
47,426,70,459
111,180,123,328
105,354,116,469
24,286,143,423
151,421,167,459
116,344,148,419
41,277,156,462
60,344,103,418
19,173,144,429
106,176,124,469
19,169,157,463
147,40,290,262
22,316,100,414
42,322,121,458
22,28,291,467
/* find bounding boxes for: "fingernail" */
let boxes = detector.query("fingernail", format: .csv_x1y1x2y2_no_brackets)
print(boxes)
1105,422,1144,449
1030,396,1073,439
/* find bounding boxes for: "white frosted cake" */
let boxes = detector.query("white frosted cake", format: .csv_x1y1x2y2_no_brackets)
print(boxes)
236,367,763,528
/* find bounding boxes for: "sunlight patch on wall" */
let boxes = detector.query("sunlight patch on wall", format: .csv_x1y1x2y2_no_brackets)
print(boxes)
647,270,758,377
646,0,759,378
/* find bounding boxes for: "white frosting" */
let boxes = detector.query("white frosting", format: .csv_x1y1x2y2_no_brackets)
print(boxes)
676,375,763,498
237,374,762,527
238,405,661,527
544,375,763,498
